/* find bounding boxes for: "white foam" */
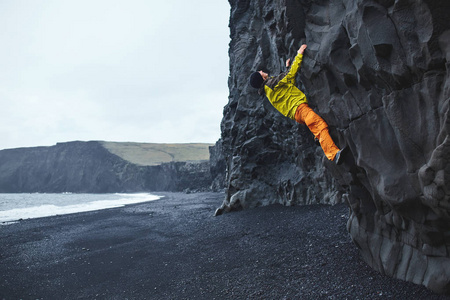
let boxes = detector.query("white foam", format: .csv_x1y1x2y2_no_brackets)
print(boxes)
0,194,161,224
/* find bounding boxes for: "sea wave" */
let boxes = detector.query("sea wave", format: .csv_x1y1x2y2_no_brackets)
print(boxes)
0,193,161,224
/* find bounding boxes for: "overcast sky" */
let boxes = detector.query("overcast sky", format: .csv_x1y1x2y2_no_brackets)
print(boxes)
0,0,230,150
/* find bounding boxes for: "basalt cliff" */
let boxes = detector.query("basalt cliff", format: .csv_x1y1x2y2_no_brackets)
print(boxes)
0,141,212,193
210,0,450,294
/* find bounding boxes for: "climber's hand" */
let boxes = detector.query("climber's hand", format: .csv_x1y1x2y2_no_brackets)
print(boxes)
286,58,291,67
298,44,307,55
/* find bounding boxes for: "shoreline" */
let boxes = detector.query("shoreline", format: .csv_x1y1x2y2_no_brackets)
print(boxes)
0,192,448,299
0,193,161,224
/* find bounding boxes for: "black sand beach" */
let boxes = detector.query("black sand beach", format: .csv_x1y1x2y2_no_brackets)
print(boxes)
0,192,448,299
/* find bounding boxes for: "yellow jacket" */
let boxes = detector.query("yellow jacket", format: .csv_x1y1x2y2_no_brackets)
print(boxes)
262,53,308,120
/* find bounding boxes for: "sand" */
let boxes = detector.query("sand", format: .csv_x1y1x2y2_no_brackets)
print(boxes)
0,192,448,299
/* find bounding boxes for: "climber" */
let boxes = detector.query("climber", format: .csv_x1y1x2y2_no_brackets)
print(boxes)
249,44,345,164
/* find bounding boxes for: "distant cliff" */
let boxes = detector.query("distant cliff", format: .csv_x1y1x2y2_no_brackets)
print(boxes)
0,141,212,193
211,0,450,294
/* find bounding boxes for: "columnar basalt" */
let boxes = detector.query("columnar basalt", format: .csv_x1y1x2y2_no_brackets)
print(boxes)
213,0,343,215
212,0,450,294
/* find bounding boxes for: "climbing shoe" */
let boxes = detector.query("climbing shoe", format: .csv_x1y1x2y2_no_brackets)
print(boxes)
335,148,347,165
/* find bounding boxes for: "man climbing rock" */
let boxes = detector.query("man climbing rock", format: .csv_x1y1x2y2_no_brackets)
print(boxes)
249,44,345,164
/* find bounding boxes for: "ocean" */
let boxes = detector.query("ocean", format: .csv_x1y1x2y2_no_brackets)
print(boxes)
0,193,161,224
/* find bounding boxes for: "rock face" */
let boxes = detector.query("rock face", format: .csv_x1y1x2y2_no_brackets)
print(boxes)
213,1,344,212
212,0,450,294
0,141,211,193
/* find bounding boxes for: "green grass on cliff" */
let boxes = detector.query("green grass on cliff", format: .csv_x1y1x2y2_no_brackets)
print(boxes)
100,142,213,166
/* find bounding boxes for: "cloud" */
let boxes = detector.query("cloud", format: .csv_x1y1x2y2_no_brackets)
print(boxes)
0,0,230,149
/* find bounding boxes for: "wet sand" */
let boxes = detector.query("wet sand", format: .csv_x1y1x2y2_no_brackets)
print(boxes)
0,192,448,299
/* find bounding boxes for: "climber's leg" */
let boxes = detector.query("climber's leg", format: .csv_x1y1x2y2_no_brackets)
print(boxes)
294,103,340,161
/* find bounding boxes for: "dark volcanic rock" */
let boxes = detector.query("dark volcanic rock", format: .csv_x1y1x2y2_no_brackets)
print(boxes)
214,1,343,214
212,0,450,294
209,140,227,192
0,141,211,193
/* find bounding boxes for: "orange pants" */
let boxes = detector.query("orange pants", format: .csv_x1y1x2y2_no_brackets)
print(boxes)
294,103,340,161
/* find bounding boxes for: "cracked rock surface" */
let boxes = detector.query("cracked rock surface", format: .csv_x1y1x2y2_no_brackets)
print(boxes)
211,0,450,294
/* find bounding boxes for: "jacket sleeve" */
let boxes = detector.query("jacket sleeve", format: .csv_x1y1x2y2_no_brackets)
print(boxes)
278,53,303,85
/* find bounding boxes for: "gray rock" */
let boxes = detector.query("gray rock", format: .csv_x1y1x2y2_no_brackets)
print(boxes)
211,0,450,294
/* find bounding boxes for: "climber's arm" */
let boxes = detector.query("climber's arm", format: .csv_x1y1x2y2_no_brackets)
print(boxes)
281,44,307,83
